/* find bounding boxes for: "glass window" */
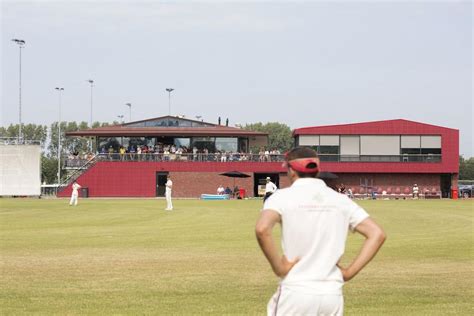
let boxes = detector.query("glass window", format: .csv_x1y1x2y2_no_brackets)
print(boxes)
215,138,238,153
128,137,146,150
192,137,216,152
174,138,190,149
238,138,248,153
318,145,339,161
98,137,121,153
421,148,441,155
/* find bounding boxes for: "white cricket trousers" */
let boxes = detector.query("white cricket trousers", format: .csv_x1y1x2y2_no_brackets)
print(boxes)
165,192,173,210
69,193,79,206
267,286,343,316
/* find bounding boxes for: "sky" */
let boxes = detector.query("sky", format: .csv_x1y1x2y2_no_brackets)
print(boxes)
1,0,472,156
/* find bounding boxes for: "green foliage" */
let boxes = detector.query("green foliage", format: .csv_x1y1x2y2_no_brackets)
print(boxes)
41,155,58,184
0,199,472,315
244,122,293,152
459,156,474,180
0,123,48,148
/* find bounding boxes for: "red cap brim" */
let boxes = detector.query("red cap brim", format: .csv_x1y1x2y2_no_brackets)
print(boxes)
287,158,319,173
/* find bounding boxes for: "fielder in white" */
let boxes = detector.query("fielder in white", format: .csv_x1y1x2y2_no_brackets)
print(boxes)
256,147,386,316
165,176,173,211
69,181,82,206
264,177,278,202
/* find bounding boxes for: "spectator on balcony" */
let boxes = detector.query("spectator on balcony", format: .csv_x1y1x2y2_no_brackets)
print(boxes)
193,147,198,161
119,146,126,161
108,146,114,160
129,145,136,161
163,148,170,161
171,145,176,154
220,151,227,162
259,148,265,162
137,145,142,161
265,149,270,162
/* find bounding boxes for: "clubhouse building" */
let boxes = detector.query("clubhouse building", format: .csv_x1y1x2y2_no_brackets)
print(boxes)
59,117,459,199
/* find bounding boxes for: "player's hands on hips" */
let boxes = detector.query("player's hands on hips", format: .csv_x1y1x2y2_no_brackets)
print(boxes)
274,255,299,278
337,264,354,282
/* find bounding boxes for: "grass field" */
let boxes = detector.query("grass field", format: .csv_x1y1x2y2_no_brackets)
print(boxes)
0,198,472,315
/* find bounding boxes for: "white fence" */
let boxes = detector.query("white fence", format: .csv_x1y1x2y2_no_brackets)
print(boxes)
0,145,41,196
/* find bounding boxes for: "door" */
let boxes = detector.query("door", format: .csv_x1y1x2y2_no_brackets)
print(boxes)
440,174,451,198
254,173,280,197
156,172,169,197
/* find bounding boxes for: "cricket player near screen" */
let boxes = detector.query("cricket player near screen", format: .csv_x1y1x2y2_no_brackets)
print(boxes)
69,181,82,206
256,147,386,316
165,175,173,211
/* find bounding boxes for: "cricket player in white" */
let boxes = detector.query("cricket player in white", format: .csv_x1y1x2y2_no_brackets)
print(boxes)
165,176,173,211
69,181,82,206
256,147,386,315
264,177,278,202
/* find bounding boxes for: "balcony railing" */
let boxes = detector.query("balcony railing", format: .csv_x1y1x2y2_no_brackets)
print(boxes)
63,153,442,167
320,154,442,163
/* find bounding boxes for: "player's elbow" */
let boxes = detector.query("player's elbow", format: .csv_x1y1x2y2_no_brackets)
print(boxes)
374,227,386,245
255,223,271,239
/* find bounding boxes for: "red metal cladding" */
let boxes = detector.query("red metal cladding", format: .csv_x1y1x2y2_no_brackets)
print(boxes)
57,161,286,198
293,119,459,174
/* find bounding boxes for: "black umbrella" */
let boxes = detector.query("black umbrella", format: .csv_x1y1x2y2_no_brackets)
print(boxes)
318,172,338,179
219,171,251,189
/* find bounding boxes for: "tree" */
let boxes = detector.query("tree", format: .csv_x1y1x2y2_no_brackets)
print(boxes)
0,123,48,148
459,156,474,180
41,155,59,184
244,122,293,152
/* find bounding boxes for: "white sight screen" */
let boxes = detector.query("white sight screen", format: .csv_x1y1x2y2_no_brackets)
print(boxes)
299,135,319,146
340,136,360,155
421,136,441,148
0,145,41,196
401,136,421,148
360,136,400,155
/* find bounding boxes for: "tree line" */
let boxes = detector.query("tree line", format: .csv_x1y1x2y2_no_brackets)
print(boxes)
2,121,472,183
1,121,294,184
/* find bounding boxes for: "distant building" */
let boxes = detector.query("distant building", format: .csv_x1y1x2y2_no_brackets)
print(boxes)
60,116,284,198
59,118,459,199
293,119,459,198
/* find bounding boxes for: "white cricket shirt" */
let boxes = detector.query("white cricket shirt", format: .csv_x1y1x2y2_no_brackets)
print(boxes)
165,180,173,194
263,178,369,295
71,183,81,196
265,182,277,194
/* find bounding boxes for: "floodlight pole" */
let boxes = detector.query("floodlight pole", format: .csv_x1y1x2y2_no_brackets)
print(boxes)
87,79,94,151
11,39,25,143
55,87,64,187
126,103,132,122
166,88,174,116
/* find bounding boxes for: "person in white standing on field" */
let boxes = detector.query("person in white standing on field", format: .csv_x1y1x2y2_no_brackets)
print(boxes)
69,181,82,206
264,177,277,202
256,147,386,316
165,175,173,211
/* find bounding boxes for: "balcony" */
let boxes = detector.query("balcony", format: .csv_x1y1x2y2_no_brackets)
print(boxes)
63,153,442,168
